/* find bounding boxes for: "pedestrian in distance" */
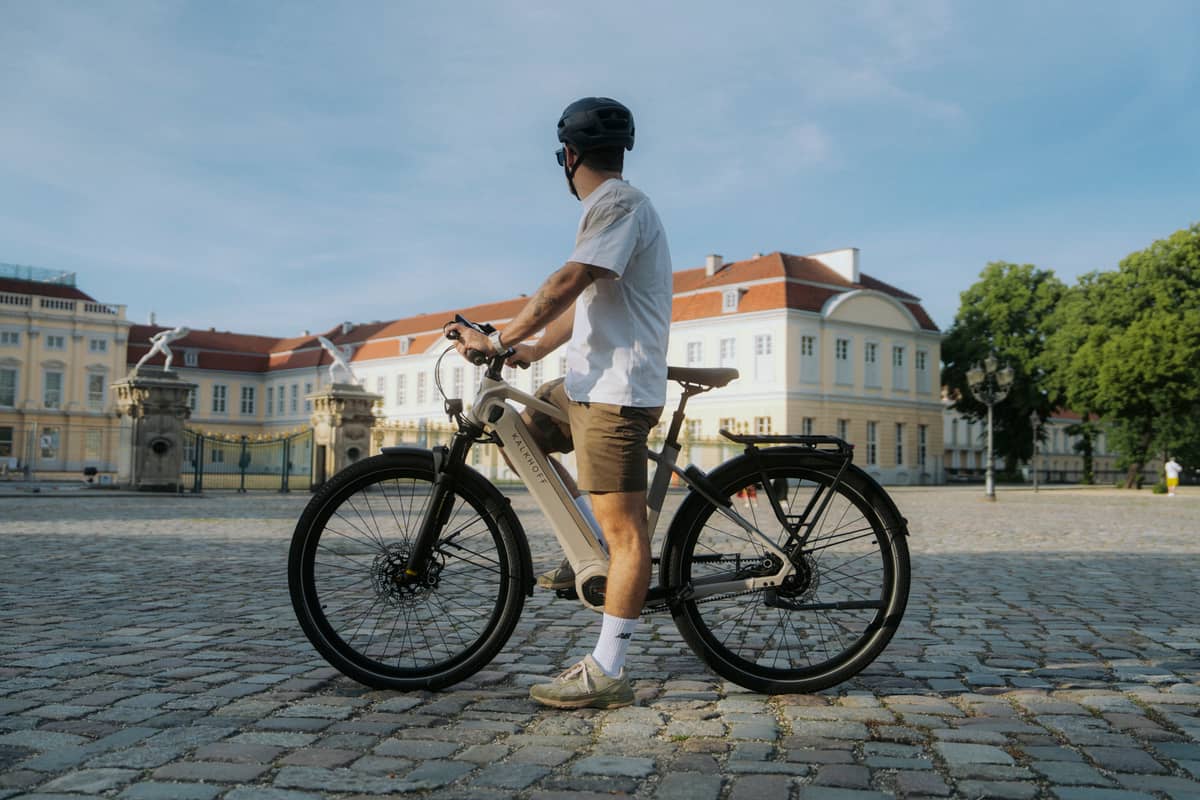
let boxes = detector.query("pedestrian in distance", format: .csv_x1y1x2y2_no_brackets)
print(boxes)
1165,456,1182,496
445,97,671,710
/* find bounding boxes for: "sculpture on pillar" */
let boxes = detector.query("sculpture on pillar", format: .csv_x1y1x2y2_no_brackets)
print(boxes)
135,326,191,371
317,336,359,385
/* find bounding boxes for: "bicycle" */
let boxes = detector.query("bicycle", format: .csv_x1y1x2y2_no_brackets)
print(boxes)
289,315,910,694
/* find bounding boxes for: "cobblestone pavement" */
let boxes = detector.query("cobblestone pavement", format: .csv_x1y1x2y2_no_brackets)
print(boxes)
1,485,1198,799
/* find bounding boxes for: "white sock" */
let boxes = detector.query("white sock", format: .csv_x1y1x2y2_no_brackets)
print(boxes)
575,495,607,552
591,613,638,677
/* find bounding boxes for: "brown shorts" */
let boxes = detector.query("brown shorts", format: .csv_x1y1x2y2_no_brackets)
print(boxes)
525,378,662,493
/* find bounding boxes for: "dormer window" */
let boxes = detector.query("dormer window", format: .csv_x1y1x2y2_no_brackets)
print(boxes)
184,349,198,367
400,337,413,355
722,288,741,313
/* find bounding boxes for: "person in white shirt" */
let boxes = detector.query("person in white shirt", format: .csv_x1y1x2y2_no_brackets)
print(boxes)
1165,457,1182,496
447,97,671,709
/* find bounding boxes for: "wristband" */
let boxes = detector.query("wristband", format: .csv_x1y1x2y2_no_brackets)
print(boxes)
488,330,505,355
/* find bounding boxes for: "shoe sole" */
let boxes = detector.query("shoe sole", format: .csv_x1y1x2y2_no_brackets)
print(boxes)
536,576,575,590
530,691,634,710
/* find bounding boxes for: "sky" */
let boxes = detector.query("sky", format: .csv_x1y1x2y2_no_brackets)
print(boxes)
2,1,1198,338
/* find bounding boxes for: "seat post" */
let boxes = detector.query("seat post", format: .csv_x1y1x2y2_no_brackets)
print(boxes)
664,386,700,447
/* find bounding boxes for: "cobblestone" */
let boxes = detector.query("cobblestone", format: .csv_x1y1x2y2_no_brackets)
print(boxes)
1,487,1199,799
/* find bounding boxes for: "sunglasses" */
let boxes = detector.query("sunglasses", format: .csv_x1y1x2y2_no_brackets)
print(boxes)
555,147,567,167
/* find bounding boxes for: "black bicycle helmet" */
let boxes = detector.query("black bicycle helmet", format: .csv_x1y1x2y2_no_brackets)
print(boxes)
557,97,635,152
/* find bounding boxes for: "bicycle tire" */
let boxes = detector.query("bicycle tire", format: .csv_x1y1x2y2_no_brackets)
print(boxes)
289,451,530,691
662,448,909,694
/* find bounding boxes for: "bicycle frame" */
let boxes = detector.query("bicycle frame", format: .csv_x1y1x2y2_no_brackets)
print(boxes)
413,367,795,612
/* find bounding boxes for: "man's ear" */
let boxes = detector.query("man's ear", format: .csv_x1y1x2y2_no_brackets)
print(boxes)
565,146,580,168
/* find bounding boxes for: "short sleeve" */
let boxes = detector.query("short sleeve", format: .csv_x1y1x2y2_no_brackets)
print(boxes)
569,200,640,278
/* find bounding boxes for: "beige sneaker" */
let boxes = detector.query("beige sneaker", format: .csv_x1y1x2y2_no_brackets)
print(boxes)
529,655,634,709
536,558,575,590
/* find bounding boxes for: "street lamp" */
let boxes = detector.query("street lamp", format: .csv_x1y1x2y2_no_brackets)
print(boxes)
1029,410,1041,493
966,354,1014,501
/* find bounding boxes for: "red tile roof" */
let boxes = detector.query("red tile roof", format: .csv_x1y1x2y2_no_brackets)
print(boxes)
124,251,938,373
0,277,98,302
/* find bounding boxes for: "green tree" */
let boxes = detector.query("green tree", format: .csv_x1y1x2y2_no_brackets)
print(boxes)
941,262,1067,472
1043,224,1200,486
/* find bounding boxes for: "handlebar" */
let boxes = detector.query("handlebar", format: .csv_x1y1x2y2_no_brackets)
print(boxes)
444,314,528,369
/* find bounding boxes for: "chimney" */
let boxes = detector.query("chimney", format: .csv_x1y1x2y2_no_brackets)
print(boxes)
341,321,354,335
705,254,724,277
148,311,156,325
808,247,860,283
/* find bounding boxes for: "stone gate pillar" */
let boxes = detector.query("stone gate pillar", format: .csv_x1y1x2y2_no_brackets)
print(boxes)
111,367,197,492
308,383,381,488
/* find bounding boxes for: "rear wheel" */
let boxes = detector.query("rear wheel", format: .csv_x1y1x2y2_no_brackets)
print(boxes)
289,453,528,690
664,450,909,693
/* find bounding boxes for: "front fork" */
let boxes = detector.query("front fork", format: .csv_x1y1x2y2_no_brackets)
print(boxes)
404,431,475,580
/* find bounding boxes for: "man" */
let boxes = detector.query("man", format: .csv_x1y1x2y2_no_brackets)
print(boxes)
1165,456,1182,496
446,97,672,709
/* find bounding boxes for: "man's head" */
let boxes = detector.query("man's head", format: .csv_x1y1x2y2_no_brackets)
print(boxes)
556,97,635,197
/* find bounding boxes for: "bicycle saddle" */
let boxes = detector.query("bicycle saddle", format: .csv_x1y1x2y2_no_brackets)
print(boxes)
667,367,739,388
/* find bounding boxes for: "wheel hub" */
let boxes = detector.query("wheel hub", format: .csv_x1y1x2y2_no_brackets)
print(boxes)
371,545,443,607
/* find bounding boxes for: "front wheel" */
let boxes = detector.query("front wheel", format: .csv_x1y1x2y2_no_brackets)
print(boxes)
663,450,910,694
289,452,529,691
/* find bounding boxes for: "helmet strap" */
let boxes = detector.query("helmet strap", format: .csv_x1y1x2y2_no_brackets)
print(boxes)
564,150,586,199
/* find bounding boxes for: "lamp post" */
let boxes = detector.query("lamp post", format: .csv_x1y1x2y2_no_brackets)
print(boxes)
966,354,1014,501
1029,410,1041,493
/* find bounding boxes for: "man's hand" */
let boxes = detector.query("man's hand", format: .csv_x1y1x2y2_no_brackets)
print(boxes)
506,342,537,369
443,322,494,363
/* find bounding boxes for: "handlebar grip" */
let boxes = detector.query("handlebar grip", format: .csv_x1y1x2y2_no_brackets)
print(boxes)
465,348,488,366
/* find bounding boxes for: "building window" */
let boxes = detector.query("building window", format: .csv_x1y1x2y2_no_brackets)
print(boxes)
0,369,15,406
85,429,102,460
893,346,908,390
687,419,702,439
558,355,568,377
0,425,13,457
866,421,878,465
722,289,739,313
184,349,199,367
266,387,274,416
802,417,815,435
46,335,66,351
916,349,930,394
240,386,256,416
40,427,59,458
188,387,197,411
719,417,736,433
864,342,880,388
212,384,228,414
276,385,285,415
895,422,905,466
0,331,20,346
835,338,852,384
754,416,773,435
950,418,959,445
719,338,736,368
754,334,774,381
918,424,928,467
43,370,63,408
453,367,465,398
396,375,406,405
304,382,313,413
837,418,849,441
686,341,702,366
417,372,427,404
87,374,105,411
800,335,818,383
400,337,412,355
376,376,386,401
89,338,107,353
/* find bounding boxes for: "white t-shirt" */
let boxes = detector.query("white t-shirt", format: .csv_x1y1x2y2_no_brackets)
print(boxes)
1165,460,1182,479
564,178,672,407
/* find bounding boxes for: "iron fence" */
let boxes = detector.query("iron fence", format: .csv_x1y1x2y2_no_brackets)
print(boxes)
182,430,313,492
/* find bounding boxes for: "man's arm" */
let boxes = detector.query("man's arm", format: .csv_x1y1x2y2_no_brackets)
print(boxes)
447,261,611,360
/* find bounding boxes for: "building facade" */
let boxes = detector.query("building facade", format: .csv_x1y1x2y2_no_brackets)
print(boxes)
0,266,130,478
3,249,946,484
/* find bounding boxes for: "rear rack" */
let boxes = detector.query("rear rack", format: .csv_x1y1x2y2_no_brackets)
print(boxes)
718,430,854,459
